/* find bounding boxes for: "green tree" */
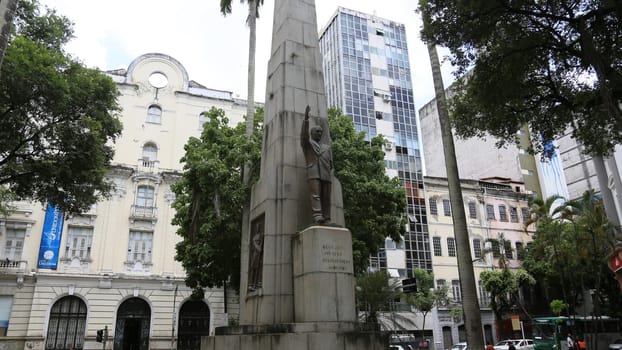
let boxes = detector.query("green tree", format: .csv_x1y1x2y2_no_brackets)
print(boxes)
219,0,264,294
356,270,402,325
172,107,407,293
420,1,622,157
328,107,406,274
480,268,536,338
522,191,622,317
550,299,568,316
171,107,262,291
409,268,449,340
0,0,122,214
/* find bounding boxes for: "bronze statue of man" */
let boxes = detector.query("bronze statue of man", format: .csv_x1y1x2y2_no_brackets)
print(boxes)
300,105,332,224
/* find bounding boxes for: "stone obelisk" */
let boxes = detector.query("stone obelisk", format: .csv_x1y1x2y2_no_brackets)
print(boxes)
238,0,348,325
202,0,386,348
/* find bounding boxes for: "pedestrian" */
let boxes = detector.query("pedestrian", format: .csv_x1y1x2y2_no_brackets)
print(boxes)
577,337,587,350
567,333,575,350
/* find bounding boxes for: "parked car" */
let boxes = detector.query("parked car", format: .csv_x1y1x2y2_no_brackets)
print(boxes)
609,339,622,350
494,339,535,350
451,342,468,350
389,345,405,350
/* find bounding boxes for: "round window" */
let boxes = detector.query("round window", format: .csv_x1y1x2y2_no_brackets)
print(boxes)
148,72,168,89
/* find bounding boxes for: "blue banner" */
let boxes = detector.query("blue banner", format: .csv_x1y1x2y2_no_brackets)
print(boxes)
37,203,65,269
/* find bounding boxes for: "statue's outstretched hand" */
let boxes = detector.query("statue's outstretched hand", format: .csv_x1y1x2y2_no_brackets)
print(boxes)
305,105,311,121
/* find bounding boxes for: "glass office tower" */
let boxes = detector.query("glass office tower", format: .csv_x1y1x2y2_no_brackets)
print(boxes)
319,7,431,276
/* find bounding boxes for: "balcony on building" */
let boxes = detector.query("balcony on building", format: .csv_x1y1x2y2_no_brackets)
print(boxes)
130,205,158,221
137,158,159,174
0,259,28,274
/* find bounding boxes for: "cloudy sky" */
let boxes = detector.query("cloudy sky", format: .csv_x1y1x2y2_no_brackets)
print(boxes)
39,0,455,111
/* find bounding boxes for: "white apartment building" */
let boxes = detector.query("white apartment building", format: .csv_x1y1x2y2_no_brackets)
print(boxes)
0,53,249,350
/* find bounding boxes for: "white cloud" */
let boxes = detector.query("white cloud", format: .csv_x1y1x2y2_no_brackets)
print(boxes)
40,0,456,111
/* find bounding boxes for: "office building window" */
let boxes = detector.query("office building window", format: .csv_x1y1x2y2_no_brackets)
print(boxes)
3,225,25,261
127,231,153,263
436,279,446,288
447,237,456,257
65,226,93,260
499,205,508,221
510,206,519,222
452,280,462,302
433,236,442,256
147,105,162,123
468,201,477,219
429,199,438,216
486,204,495,220
443,199,451,216
473,239,482,259
504,240,513,259
521,207,530,223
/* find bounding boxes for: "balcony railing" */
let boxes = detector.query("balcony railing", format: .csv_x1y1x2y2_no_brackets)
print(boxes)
0,260,28,273
130,205,157,220
137,158,159,173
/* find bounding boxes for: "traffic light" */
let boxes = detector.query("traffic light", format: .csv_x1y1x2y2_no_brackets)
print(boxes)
96,329,104,343
402,277,417,294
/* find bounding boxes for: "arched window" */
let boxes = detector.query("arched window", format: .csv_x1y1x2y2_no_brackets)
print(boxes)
146,105,162,124
45,296,87,350
142,143,157,162
178,300,210,350
114,298,150,350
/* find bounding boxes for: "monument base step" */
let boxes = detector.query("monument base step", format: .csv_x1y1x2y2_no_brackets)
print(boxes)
201,322,387,350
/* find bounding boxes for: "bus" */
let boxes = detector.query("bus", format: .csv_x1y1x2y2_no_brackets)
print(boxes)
532,316,621,350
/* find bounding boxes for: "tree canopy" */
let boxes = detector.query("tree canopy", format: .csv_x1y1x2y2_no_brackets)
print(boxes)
0,0,122,213
172,107,406,292
328,107,406,274
171,107,261,291
521,191,622,317
419,0,622,156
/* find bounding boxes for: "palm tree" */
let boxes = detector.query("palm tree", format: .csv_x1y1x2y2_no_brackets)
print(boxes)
565,190,621,350
0,0,18,79
420,3,484,349
525,195,575,309
218,0,263,322
219,0,263,144
356,270,402,325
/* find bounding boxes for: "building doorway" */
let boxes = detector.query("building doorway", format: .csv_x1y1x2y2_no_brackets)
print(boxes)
45,296,87,350
442,326,453,348
177,300,210,350
114,298,151,350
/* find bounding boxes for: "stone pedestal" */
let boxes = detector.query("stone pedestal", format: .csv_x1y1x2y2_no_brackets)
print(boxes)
202,323,387,350
293,226,355,323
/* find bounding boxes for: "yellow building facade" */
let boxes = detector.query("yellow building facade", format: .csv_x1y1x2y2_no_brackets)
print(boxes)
424,176,534,348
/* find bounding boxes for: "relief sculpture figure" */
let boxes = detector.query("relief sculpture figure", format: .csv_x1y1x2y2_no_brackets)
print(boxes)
300,105,332,224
